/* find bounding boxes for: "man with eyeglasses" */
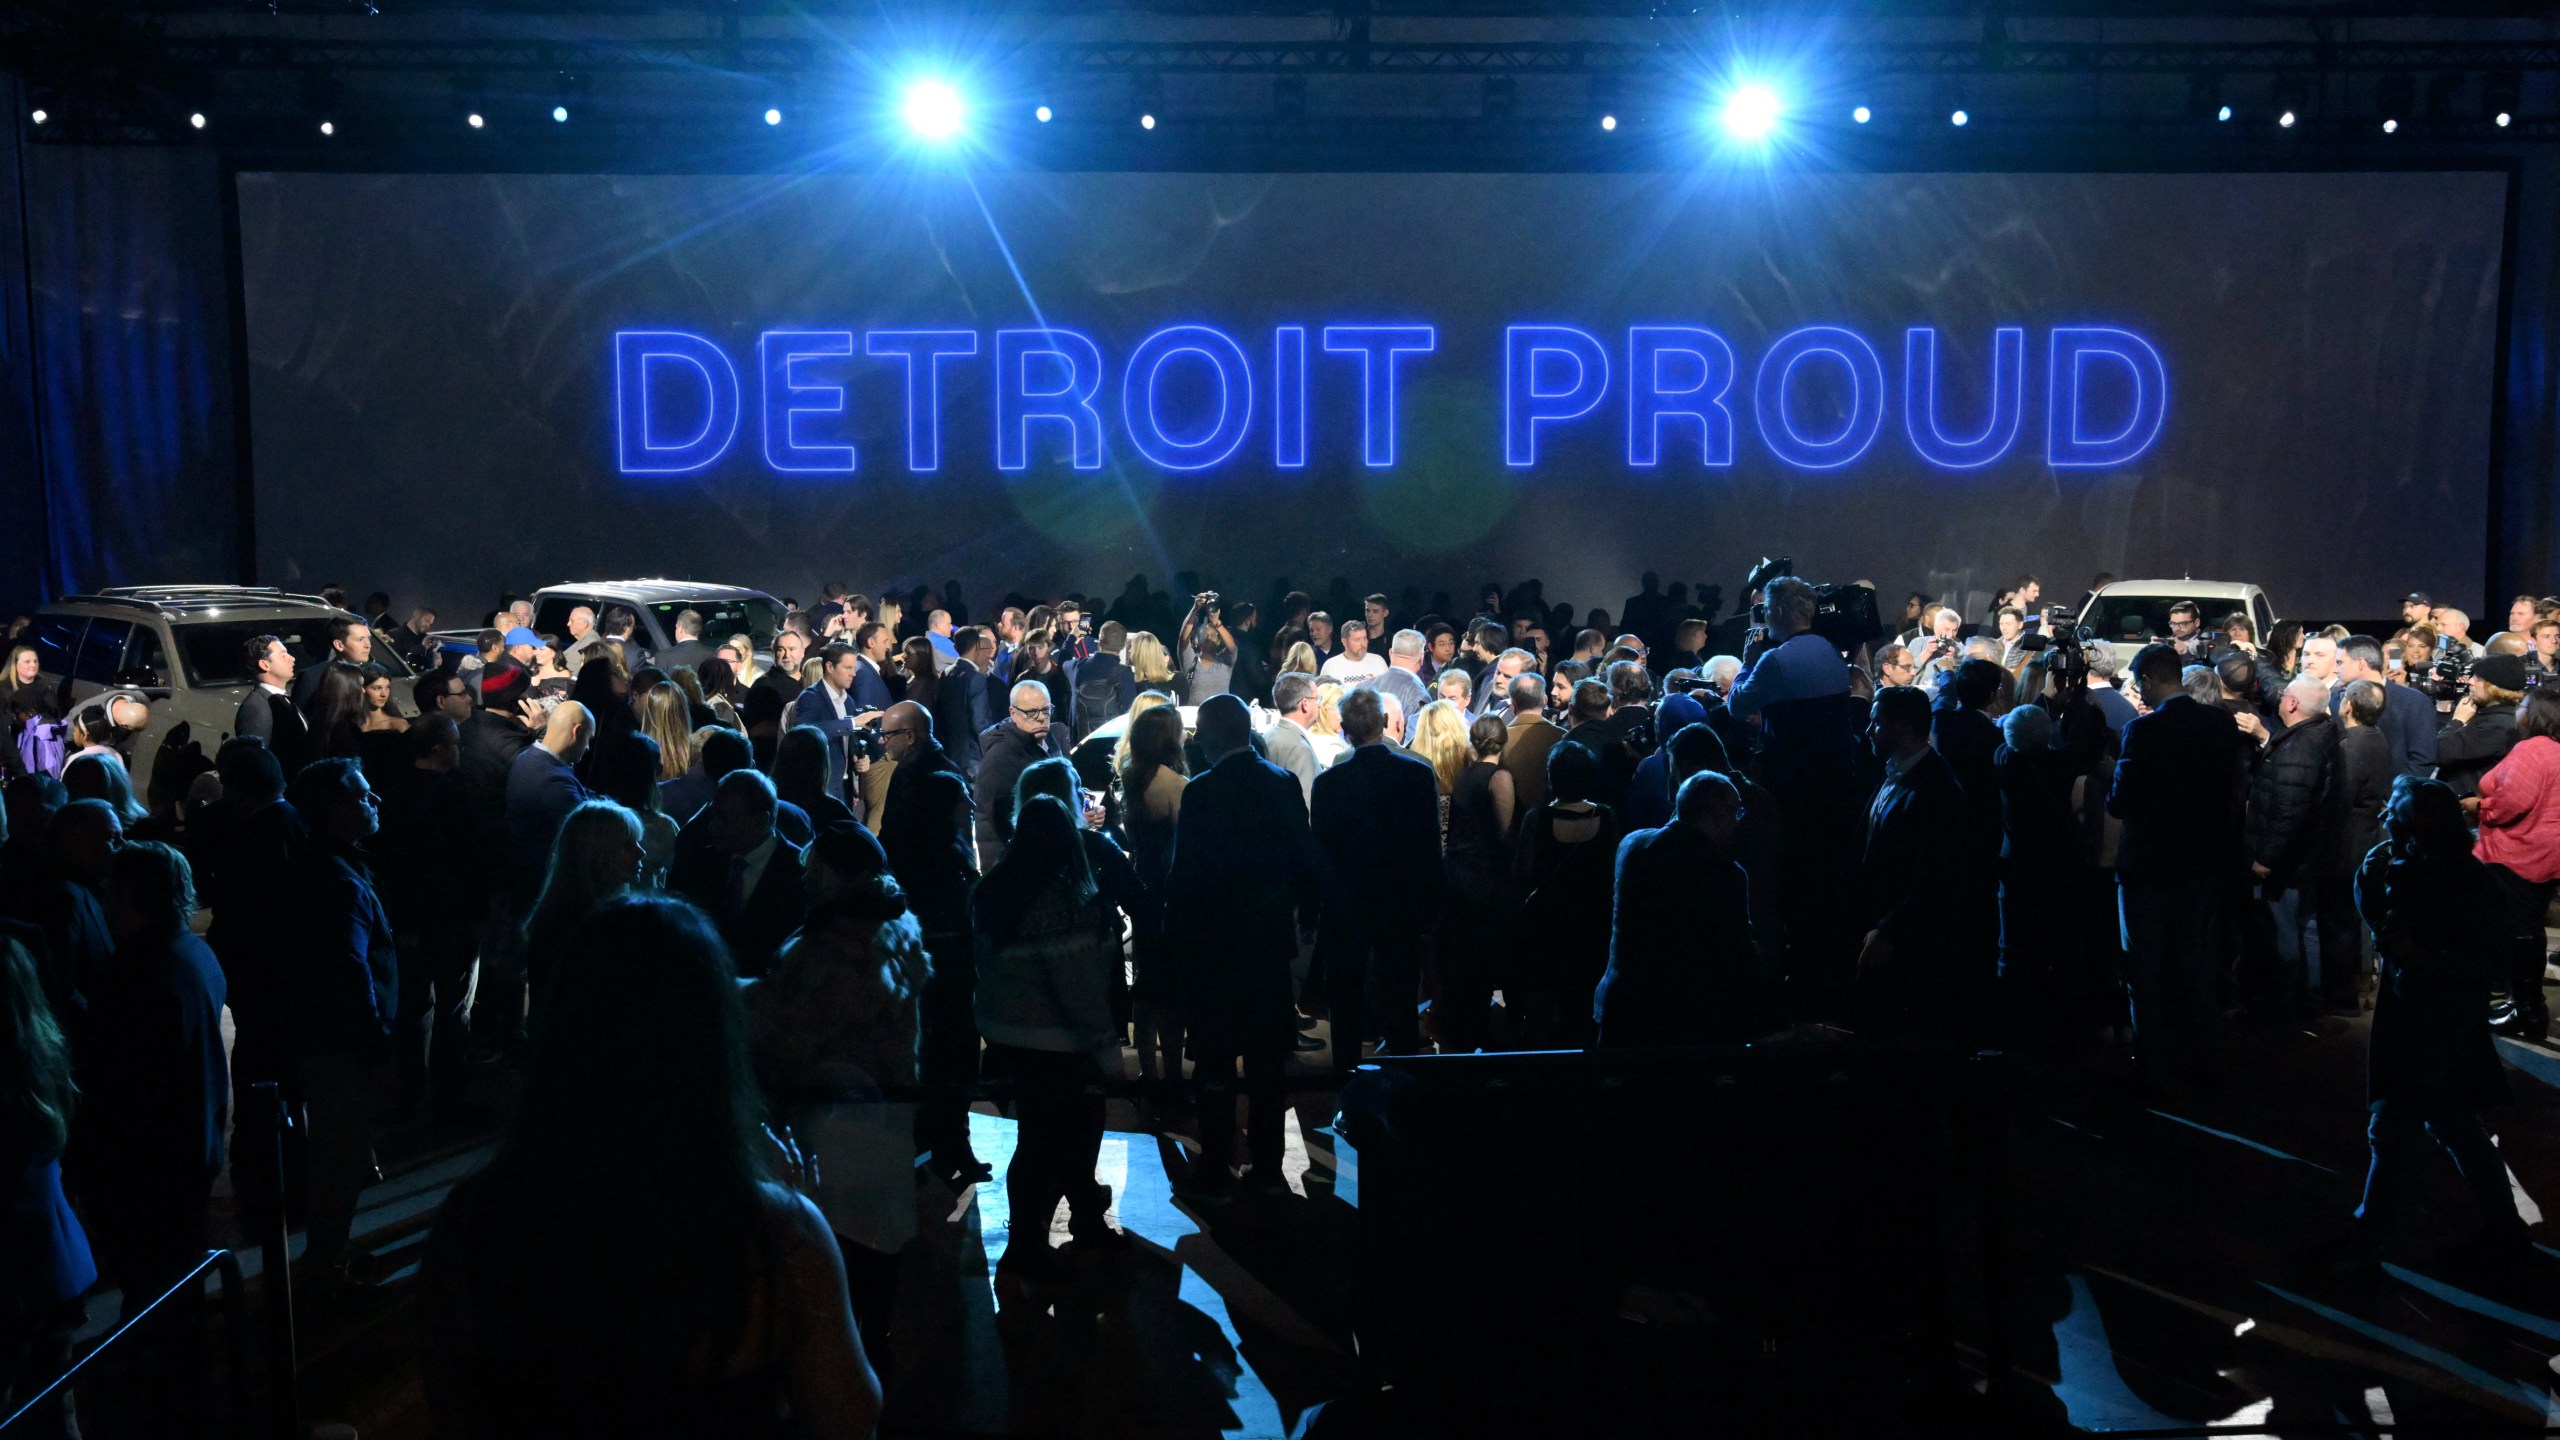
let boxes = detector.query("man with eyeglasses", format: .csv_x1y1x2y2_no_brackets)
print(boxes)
973,681,1067,867
877,700,991,1187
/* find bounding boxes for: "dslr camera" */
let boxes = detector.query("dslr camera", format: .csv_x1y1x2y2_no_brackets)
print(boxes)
1743,554,1885,656
846,726,887,763
2416,649,2472,704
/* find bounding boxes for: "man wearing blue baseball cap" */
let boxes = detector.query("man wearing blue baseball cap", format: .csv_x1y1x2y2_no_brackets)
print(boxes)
501,626,542,667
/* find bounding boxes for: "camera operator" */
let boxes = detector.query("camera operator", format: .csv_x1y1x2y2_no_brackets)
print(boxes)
2435,653,2526,800
1733,574,1868,1018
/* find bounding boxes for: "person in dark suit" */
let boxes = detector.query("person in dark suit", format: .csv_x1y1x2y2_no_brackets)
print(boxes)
289,616,376,719
934,627,999,779
1068,623,1138,739
739,630,807,767
1310,686,1444,1061
1166,696,1321,1197
2109,642,2253,1086
231,633,312,776
505,703,596,891
1596,771,1754,1046
1993,703,2091,1039
1855,684,1970,1039
282,758,398,1285
2348,776,2530,1260
68,840,227,1325
2319,680,2397,1013
654,608,713,674
669,771,807,980
876,700,987,1185
792,643,881,805
1931,660,2006,939
848,622,899,713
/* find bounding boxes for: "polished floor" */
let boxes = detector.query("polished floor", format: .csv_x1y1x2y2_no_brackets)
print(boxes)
67,989,2560,1439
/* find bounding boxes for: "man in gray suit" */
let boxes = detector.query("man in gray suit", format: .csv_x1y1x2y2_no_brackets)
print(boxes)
1264,672,1323,806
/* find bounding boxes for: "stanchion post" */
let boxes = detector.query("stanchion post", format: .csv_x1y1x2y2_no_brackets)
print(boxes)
250,1081,301,1440
212,1249,251,1440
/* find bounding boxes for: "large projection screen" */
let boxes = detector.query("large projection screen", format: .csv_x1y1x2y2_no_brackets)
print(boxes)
238,169,2506,622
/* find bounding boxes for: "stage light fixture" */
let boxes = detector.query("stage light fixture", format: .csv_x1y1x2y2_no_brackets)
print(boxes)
189,112,206,129
551,104,569,123
1950,108,1969,127
2487,72,2522,128
1852,105,1871,124
1034,105,1052,123
319,120,335,135
2376,72,2414,132
467,112,484,129
28,110,43,125
2278,109,2297,128
2219,105,2233,122
901,79,966,140
1601,113,1618,131
1141,112,1157,129
764,108,782,126
1719,82,1782,141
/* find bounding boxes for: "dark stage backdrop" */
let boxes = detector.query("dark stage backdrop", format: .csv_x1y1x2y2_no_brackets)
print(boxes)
236,169,2505,623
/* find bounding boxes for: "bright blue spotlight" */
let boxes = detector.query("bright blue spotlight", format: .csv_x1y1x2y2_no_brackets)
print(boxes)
901,79,966,141
2217,104,2232,122
1034,105,1053,123
1950,108,1969,127
551,104,568,123
1852,105,1872,124
1719,82,1783,141
764,107,782,126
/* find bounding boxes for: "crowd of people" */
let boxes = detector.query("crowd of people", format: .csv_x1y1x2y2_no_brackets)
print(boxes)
0,565,2552,1435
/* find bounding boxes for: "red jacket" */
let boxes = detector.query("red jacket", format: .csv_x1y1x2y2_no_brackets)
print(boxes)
2475,735,2560,882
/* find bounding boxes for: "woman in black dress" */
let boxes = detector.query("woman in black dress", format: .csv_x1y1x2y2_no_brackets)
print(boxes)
1437,715,1518,1051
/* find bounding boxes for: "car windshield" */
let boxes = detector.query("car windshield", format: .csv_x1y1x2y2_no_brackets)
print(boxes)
646,597,782,652
2083,595,2252,647
173,617,414,687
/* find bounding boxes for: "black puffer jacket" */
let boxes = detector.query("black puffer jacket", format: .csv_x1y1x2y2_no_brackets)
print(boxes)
2328,724,2395,881
2433,700,2519,799
2245,712,2340,888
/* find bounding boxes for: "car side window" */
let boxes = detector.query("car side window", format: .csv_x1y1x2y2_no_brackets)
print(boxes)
25,615,80,677
126,625,171,686
2253,595,2274,641
532,597,580,639
72,617,132,685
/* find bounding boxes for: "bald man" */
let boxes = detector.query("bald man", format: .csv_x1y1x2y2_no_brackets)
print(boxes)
878,699,991,1184
505,701,595,884
973,679,1063,866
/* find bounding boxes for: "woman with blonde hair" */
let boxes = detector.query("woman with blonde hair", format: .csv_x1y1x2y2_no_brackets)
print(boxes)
1410,699,1475,797
639,684,695,782
522,800,645,971
721,634,763,690
1113,690,1176,773
1128,632,1176,690
1277,640,1319,678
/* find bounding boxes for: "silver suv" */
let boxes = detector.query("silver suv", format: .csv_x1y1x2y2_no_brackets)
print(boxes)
20,586,418,795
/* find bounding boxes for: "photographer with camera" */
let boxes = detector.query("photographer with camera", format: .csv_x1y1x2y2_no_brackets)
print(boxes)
1178,591,1235,705
1733,570,1871,1018
2435,653,2527,801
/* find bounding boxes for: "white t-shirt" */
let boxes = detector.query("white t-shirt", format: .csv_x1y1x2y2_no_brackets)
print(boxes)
1320,651,1388,684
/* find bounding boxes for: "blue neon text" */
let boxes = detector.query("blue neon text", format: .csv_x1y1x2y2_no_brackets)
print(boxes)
609,323,2167,477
